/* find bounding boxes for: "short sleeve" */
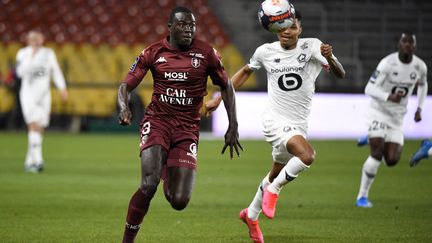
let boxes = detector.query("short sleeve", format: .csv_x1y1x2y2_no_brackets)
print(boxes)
248,46,264,71
122,48,152,88
207,48,228,88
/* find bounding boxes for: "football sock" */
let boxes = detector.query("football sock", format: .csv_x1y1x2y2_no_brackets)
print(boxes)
428,147,432,157
122,189,150,243
29,131,43,165
247,174,270,221
357,156,381,199
24,142,32,167
267,157,309,194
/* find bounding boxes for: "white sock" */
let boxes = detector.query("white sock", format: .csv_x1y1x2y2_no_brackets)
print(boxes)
357,156,381,199
247,174,270,221
24,140,33,167
267,157,310,195
428,147,432,157
29,131,43,165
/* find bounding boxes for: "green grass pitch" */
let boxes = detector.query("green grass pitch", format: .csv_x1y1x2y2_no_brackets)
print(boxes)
0,132,431,242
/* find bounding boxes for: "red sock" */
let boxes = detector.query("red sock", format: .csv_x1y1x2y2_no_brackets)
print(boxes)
122,189,150,243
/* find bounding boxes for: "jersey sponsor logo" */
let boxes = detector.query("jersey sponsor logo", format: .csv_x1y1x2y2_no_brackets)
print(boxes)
191,57,200,68
391,86,409,97
278,73,302,91
155,56,167,63
130,57,139,72
189,52,204,58
159,88,194,105
297,53,306,63
270,66,304,73
274,58,281,63
164,72,188,81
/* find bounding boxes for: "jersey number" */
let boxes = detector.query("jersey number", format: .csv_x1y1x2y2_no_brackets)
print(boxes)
278,73,302,91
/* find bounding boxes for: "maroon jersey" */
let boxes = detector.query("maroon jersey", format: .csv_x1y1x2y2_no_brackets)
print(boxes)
123,37,228,125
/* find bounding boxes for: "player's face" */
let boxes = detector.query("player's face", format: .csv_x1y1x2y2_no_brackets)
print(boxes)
398,33,416,57
27,31,44,47
169,12,196,50
277,19,302,50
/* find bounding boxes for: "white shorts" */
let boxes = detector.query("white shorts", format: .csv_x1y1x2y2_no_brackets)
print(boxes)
262,110,307,164
19,91,51,127
367,119,404,145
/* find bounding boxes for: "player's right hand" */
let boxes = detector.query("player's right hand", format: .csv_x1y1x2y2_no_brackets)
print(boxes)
118,108,132,126
387,91,404,103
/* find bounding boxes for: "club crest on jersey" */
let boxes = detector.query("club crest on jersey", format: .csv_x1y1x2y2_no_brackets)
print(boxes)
300,42,308,50
410,72,417,80
187,143,198,158
297,53,306,63
191,57,200,68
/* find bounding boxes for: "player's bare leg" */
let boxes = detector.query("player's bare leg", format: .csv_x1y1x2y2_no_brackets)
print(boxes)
163,167,195,210
263,136,313,218
383,142,402,167
122,145,166,243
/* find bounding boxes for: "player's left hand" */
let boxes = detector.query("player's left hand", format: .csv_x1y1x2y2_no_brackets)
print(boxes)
221,124,243,159
60,90,69,103
414,108,422,122
320,44,333,59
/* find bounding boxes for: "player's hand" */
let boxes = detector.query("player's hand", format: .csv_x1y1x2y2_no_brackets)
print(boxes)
60,90,68,103
204,98,222,117
414,108,422,122
221,124,243,159
118,108,132,126
387,91,404,103
320,44,333,59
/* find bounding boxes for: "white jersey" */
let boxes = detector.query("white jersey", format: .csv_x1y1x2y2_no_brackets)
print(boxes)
16,46,66,126
365,52,427,127
248,38,332,126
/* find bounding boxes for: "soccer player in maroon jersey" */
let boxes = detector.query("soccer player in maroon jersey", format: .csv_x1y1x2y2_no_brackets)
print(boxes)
117,6,242,243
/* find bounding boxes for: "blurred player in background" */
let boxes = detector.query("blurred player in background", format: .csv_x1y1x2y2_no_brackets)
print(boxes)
355,32,428,208
117,7,241,243
16,30,68,173
205,9,345,243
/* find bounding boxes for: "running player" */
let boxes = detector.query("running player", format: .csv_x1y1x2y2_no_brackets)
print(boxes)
205,9,345,243
16,30,68,172
117,7,242,243
355,32,428,208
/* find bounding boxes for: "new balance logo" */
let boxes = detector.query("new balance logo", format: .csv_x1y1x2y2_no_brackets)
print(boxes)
155,56,167,63
285,172,296,181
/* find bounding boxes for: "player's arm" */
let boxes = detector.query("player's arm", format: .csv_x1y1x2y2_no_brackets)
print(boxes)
414,66,428,122
49,49,68,102
204,65,254,116
220,79,243,158
15,49,30,78
320,44,345,79
118,82,133,126
118,55,148,126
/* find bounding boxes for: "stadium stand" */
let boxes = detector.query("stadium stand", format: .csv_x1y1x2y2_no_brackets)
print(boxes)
0,0,253,125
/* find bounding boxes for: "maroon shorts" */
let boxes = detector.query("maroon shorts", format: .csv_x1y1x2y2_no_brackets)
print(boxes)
139,116,199,170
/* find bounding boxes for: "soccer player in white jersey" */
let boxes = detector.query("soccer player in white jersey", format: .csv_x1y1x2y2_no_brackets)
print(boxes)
205,11,345,242
16,30,68,172
355,32,428,208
